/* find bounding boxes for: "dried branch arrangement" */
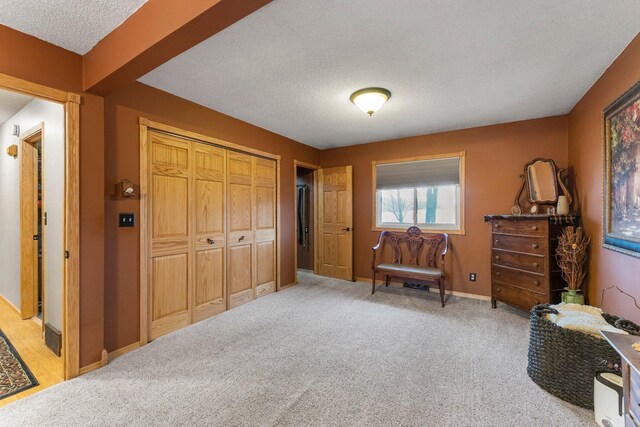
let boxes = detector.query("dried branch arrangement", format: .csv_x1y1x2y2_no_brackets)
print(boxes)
555,226,591,291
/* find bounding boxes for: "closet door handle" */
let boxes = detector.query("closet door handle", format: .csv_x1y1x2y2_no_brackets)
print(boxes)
239,235,245,241
207,238,215,245
342,227,351,232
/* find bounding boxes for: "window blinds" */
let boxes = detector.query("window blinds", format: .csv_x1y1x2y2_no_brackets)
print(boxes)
375,156,460,190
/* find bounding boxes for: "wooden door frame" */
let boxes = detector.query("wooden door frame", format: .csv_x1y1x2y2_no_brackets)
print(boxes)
0,73,81,380
20,124,44,321
139,118,281,345
293,160,320,284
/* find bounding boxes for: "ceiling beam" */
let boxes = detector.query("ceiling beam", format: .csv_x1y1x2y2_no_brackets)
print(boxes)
82,0,272,95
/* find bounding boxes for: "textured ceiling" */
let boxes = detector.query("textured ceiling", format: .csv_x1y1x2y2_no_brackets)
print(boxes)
140,0,640,149
0,89,32,126
0,0,148,54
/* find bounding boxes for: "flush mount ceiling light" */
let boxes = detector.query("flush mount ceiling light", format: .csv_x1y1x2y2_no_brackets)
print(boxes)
350,88,391,116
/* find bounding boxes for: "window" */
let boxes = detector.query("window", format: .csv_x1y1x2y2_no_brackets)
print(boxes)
373,153,465,233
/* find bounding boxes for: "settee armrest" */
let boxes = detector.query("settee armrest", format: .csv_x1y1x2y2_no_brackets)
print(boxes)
371,231,392,270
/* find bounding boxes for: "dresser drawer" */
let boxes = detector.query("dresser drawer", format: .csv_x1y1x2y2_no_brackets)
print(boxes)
493,265,545,293
492,234,546,255
491,219,547,236
492,283,545,310
493,250,545,274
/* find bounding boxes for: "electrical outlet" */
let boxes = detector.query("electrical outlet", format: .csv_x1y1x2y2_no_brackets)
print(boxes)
119,213,135,228
469,273,477,282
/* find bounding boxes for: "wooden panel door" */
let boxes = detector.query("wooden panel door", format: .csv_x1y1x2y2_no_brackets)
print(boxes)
20,133,40,319
254,157,277,298
193,144,226,322
148,131,192,340
318,166,353,280
227,152,255,309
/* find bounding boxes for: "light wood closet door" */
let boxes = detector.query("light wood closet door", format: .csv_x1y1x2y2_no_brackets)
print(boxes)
254,158,277,298
193,144,226,322
227,152,255,309
318,166,353,281
148,132,192,340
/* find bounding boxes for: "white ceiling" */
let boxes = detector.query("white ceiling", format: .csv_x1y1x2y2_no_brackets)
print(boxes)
0,0,148,54
140,0,640,149
0,89,32,126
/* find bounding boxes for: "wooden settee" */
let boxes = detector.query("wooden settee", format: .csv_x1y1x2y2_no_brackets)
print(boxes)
371,226,449,307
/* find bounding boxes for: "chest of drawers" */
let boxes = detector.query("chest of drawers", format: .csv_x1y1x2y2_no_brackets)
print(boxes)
484,214,578,311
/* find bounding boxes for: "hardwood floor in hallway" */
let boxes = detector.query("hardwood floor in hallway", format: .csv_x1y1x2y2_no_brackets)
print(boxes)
0,297,63,407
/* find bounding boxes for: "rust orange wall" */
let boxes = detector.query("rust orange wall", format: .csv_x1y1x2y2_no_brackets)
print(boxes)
568,34,640,323
0,25,105,367
104,82,320,351
320,116,569,297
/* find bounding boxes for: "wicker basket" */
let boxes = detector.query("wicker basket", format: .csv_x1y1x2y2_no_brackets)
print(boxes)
527,304,640,409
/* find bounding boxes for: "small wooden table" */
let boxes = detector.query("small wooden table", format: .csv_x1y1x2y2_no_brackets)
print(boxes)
602,331,640,426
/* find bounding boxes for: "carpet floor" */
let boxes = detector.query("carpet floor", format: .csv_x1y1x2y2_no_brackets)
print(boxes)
0,272,595,426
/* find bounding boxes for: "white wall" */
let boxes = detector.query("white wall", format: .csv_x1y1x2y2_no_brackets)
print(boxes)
0,99,64,330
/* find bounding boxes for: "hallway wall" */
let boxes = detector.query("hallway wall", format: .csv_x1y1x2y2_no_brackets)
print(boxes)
0,98,64,330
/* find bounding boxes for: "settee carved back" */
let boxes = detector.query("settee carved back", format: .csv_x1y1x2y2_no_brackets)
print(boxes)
374,226,448,268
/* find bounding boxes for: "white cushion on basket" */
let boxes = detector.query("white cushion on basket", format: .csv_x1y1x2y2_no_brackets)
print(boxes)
545,303,628,338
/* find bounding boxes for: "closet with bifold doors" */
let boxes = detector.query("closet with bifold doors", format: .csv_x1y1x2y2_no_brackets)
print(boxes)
142,124,278,341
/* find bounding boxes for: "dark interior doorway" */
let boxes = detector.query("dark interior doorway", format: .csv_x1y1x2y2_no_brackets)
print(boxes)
296,166,315,271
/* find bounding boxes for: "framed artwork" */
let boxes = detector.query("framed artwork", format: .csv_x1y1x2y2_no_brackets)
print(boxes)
603,80,640,258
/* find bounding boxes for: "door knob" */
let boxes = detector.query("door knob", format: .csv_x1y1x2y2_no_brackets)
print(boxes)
207,238,215,244
342,227,351,232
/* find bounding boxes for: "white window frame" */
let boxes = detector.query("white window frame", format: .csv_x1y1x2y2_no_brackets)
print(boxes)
371,152,465,235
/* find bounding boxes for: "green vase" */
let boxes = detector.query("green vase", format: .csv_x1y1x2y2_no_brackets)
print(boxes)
561,288,585,304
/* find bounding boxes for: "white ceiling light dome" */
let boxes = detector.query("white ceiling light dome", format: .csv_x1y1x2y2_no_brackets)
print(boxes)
350,88,391,116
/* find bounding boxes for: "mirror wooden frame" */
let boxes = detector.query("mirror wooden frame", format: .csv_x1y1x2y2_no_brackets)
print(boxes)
513,158,572,214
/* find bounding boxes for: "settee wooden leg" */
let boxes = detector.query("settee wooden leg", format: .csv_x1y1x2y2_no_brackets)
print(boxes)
439,278,445,308
371,271,376,294
385,275,390,287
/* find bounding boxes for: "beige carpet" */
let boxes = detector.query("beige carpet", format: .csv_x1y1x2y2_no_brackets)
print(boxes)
0,272,595,426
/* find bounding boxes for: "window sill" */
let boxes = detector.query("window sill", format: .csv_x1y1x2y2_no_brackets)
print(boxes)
371,226,465,236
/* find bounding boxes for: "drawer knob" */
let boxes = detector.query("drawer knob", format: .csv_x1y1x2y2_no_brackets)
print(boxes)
496,288,502,293
533,280,540,286
496,272,501,277
532,244,539,249
494,223,500,228
533,262,539,268
495,239,500,245
495,255,500,260
531,225,539,231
